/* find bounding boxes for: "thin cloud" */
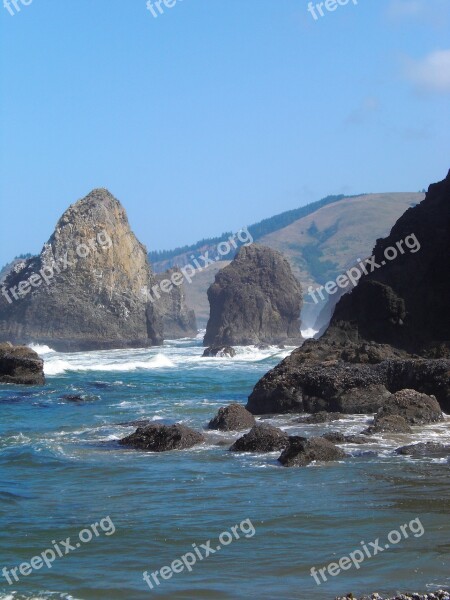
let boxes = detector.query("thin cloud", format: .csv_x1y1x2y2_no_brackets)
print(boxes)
404,50,450,94
345,97,381,125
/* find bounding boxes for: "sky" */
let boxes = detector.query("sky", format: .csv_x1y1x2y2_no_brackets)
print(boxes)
1,0,449,266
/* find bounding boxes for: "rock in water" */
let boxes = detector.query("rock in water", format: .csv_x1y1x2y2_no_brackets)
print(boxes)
208,403,256,431
375,389,443,425
278,436,346,467
153,268,197,339
330,169,450,355
0,189,163,351
202,346,236,358
119,423,205,452
247,170,450,416
0,342,45,385
230,424,289,452
204,244,303,346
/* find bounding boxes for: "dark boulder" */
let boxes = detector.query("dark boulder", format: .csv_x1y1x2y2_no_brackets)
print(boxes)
396,442,450,458
202,346,236,358
363,414,412,435
208,403,256,431
204,244,303,346
119,423,205,452
278,436,346,467
376,389,443,425
0,343,45,385
230,424,289,452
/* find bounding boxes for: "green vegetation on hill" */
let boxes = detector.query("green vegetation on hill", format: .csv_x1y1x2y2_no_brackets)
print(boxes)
148,194,355,263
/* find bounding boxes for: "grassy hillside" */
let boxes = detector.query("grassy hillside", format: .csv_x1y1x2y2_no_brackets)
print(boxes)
163,193,424,327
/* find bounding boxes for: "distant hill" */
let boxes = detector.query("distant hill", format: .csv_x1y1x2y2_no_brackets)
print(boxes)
158,193,425,327
149,194,351,271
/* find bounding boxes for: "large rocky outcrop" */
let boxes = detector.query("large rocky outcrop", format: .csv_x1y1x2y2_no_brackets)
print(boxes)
0,342,45,385
247,171,450,416
329,170,450,355
204,245,302,346
0,189,163,351
153,268,197,339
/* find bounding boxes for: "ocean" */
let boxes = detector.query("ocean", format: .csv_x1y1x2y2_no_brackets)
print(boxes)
1,335,449,600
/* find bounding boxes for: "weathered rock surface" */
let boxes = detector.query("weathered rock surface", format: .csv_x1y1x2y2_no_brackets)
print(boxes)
202,346,236,358
230,424,289,452
208,403,256,431
153,268,197,339
204,244,303,346
247,338,450,415
278,436,346,467
322,432,370,444
119,423,205,452
297,411,344,424
247,171,450,417
0,189,163,351
396,442,450,458
335,590,450,600
375,388,443,425
0,342,45,385
363,414,412,435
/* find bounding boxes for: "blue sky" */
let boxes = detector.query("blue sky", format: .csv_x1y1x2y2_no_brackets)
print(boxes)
1,0,449,265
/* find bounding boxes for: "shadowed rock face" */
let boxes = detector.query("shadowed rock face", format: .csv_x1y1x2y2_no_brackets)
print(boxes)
0,189,163,351
330,169,450,355
247,170,450,416
153,268,197,339
204,244,303,346
0,342,45,385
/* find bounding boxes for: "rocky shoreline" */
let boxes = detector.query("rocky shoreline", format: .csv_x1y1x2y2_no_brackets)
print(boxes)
335,591,449,600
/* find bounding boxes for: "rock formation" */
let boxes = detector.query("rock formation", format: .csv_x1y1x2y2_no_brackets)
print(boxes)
153,268,197,339
278,436,346,467
230,424,289,452
0,189,163,351
204,244,303,346
208,403,256,431
330,170,450,355
119,423,205,452
0,342,45,385
247,170,450,416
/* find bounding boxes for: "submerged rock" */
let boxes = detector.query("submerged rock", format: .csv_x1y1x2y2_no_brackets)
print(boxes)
395,442,450,458
278,436,346,467
322,432,370,445
119,423,205,452
230,424,289,452
297,411,344,424
208,403,256,431
204,244,303,346
202,346,236,358
0,343,45,385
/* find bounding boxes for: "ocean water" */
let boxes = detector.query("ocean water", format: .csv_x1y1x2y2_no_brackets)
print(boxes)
0,336,449,600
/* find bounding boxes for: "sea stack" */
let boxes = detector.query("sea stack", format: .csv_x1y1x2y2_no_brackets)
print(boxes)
204,244,303,346
0,189,163,351
153,268,197,339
